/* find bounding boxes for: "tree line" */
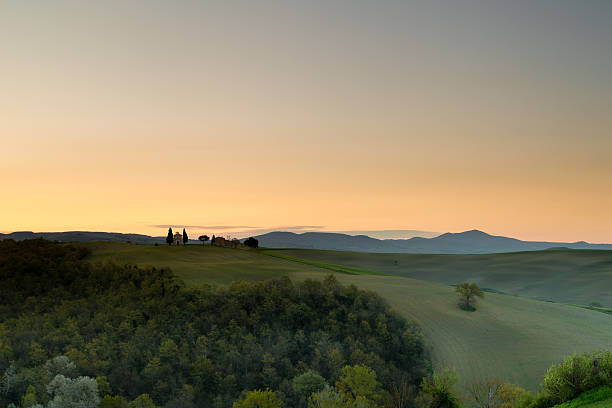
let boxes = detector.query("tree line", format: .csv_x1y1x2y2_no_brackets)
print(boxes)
162,228,259,248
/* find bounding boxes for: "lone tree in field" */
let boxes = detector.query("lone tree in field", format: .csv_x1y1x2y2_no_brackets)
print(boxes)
182,228,188,245
211,235,216,245
244,237,259,248
198,235,209,245
166,228,173,245
455,282,484,311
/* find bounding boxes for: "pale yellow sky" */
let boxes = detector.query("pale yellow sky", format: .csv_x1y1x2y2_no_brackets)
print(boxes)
1,1,611,242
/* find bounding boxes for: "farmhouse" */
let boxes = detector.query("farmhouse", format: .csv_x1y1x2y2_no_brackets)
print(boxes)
212,236,228,247
173,232,182,245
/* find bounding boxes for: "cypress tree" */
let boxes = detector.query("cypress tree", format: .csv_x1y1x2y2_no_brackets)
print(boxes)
166,228,173,245
182,228,188,245
211,234,216,245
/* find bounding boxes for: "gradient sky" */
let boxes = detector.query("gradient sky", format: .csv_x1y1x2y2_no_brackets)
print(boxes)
1,0,611,242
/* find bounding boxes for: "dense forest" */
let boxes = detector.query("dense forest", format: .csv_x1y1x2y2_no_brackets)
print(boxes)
0,239,429,407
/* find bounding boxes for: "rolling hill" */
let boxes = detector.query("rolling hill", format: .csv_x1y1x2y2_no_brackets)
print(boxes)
267,248,612,307
86,242,612,391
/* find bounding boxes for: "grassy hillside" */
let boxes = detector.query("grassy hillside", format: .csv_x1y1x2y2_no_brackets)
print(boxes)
86,242,327,286
554,386,612,408
328,274,612,392
87,243,612,391
267,249,612,307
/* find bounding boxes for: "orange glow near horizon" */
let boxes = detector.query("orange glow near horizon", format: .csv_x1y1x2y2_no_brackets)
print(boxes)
1,2,611,243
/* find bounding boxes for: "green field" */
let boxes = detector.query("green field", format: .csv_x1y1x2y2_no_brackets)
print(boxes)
86,243,326,286
267,249,612,307
554,386,612,408
87,243,612,391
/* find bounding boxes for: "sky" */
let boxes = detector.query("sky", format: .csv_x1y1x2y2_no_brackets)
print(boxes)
1,0,611,242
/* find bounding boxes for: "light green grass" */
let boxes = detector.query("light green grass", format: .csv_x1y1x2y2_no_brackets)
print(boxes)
85,242,330,286
270,249,612,307
554,386,612,408
87,243,612,391
261,250,387,276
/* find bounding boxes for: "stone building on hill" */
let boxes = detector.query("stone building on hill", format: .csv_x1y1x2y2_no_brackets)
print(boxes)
212,236,228,247
173,232,182,245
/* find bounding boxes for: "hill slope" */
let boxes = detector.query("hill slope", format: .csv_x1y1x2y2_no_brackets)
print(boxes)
554,386,612,408
86,242,325,286
267,248,612,307
88,243,612,391
253,230,612,254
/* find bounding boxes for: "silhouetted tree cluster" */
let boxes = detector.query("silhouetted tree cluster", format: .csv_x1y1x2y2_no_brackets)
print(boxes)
0,239,429,408
244,237,259,248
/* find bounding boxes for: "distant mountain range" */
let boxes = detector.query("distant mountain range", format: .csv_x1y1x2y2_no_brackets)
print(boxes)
0,231,165,245
2,229,611,254
250,230,612,254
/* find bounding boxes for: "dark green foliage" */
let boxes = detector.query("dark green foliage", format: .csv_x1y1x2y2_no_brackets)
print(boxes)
244,237,259,249
182,229,188,245
198,235,210,244
166,228,174,245
541,351,612,405
233,389,282,408
99,395,129,408
510,351,612,408
417,368,462,408
292,371,326,408
0,239,429,408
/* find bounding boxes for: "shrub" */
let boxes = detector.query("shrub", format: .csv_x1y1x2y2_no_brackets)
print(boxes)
293,371,327,407
99,395,129,408
129,394,157,408
308,385,344,408
542,351,612,405
468,378,505,408
498,383,533,408
244,237,259,248
233,389,283,408
417,368,462,408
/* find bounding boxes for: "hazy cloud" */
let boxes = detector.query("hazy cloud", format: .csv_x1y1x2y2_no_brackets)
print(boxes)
224,226,325,238
272,226,324,231
152,225,260,230
331,230,440,239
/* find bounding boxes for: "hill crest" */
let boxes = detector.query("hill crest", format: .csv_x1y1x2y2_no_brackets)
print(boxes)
3,229,612,254
251,230,612,254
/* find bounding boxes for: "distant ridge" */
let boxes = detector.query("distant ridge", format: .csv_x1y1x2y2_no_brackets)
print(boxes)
2,229,611,254
0,231,164,245
250,229,612,254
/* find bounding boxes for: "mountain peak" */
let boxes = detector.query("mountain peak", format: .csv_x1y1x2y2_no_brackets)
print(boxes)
437,229,491,239
462,229,490,236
